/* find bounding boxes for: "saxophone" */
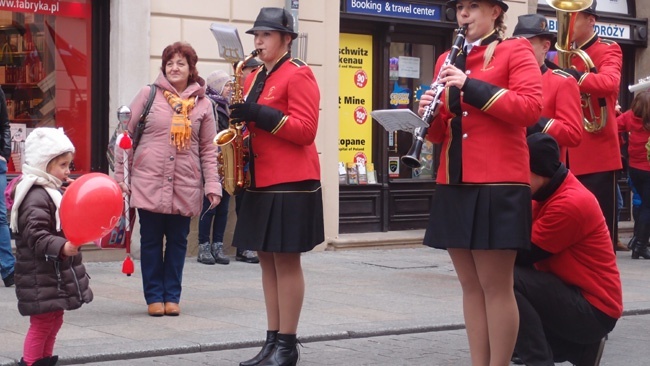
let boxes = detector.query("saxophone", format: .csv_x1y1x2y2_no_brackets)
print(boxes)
214,50,259,196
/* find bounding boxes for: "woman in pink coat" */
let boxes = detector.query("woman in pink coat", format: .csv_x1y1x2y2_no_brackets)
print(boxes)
114,42,221,316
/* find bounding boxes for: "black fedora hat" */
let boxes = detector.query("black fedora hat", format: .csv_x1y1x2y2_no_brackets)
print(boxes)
513,14,553,39
581,0,598,18
246,7,298,40
446,0,508,12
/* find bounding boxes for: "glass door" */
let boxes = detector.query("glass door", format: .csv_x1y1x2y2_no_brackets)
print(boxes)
386,39,442,181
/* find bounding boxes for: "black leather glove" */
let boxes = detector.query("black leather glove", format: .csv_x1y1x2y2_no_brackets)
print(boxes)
562,68,583,81
230,102,285,133
526,117,550,136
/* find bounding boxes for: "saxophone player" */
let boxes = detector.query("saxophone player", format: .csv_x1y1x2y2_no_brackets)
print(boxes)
228,7,323,366
557,0,623,252
417,0,542,364
512,14,583,164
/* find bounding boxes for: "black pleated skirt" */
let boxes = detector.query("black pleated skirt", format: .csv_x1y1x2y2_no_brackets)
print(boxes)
233,180,325,253
423,184,532,250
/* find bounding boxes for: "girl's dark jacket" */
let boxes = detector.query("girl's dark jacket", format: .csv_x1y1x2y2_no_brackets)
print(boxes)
14,186,93,316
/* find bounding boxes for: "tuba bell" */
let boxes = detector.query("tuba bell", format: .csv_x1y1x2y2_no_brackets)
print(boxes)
546,0,607,133
214,50,259,196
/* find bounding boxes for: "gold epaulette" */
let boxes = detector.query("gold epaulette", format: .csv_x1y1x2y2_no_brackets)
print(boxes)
290,58,306,67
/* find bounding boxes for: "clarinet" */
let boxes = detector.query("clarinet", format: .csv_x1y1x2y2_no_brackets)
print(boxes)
401,25,467,169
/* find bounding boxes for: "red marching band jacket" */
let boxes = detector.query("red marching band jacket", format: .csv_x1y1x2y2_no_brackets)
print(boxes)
564,35,623,176
242,56,321,188
535,66,583,164
427,34,543,184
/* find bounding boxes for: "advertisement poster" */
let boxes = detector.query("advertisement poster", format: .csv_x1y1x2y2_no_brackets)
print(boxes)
339,33,373,166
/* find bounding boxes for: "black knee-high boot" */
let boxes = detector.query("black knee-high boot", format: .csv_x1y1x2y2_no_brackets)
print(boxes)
239,330,278,366
257,333,299,366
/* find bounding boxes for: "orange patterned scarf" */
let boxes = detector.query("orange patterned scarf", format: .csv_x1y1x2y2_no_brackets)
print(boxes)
163,90,195,150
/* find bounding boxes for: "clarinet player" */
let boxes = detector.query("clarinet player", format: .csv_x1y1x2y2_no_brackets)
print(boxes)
417,1,542,365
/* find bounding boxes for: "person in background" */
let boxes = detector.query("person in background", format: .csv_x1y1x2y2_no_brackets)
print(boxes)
560,0,623,252
418,0,543,365
511,13,582,164
114,41,221,317
198,69,233,265
10,128,93,366
514,133,621,366
0,87,15,287
617,91,650,259
229,7,323,366
242,57,262,78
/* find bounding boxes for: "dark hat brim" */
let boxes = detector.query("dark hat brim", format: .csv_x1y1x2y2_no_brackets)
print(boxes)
446,0,508,12
513,31,555,39
246,26,298,39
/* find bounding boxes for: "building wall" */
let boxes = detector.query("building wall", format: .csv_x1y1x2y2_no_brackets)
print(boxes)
635,4,650,83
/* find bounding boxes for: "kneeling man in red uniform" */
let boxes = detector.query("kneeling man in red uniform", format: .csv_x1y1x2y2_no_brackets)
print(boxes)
513,133,623,366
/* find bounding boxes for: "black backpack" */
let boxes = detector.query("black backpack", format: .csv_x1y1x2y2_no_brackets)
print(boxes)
106,85,157,171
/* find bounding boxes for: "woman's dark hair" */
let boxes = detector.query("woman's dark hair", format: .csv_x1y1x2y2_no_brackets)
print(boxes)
631,91,650,131
161,42,200,84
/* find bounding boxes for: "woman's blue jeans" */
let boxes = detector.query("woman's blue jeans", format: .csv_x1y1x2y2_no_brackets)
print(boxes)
138,209,190,304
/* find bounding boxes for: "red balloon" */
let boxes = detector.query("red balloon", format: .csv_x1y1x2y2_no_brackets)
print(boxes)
60,173,124,246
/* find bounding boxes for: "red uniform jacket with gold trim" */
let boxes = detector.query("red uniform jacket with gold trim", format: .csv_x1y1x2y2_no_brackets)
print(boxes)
243,57,321,188
530,67,583,164
427,36,543,184
563,35,622,175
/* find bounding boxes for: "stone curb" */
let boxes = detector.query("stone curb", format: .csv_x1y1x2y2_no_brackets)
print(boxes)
1,311,644,366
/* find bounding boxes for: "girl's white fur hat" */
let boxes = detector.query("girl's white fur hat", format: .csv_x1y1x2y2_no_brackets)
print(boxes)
24,127,75,172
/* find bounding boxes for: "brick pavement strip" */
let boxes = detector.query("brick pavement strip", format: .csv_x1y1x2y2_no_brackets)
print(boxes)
0,248,648,365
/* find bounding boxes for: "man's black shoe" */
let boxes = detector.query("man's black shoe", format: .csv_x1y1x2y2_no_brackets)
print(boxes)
3,270,14,287
236,250,259,264
575,337,606,366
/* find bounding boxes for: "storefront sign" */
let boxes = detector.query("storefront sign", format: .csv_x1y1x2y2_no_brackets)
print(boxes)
346,0,441,22
548,17,631,40
339,33,373,165
0,0,90,18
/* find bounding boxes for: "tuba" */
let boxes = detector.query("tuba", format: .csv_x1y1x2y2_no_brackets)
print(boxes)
547,0,607,133
214,50,259,196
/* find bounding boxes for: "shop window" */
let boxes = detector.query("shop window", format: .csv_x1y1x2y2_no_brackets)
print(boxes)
0,0,92,174
388,41,437,180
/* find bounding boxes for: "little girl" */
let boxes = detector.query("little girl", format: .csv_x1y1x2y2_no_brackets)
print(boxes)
10,127,93,366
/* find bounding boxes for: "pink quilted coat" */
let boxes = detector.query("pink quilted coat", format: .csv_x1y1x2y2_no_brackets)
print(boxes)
114,72,221,217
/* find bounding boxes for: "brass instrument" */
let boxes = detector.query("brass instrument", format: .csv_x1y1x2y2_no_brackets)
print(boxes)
629,76,650,93
214,50,259,195
401,25,467,169
546,0,607,133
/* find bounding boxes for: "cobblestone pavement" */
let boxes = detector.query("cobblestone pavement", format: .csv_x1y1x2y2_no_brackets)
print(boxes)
73,313,650,366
